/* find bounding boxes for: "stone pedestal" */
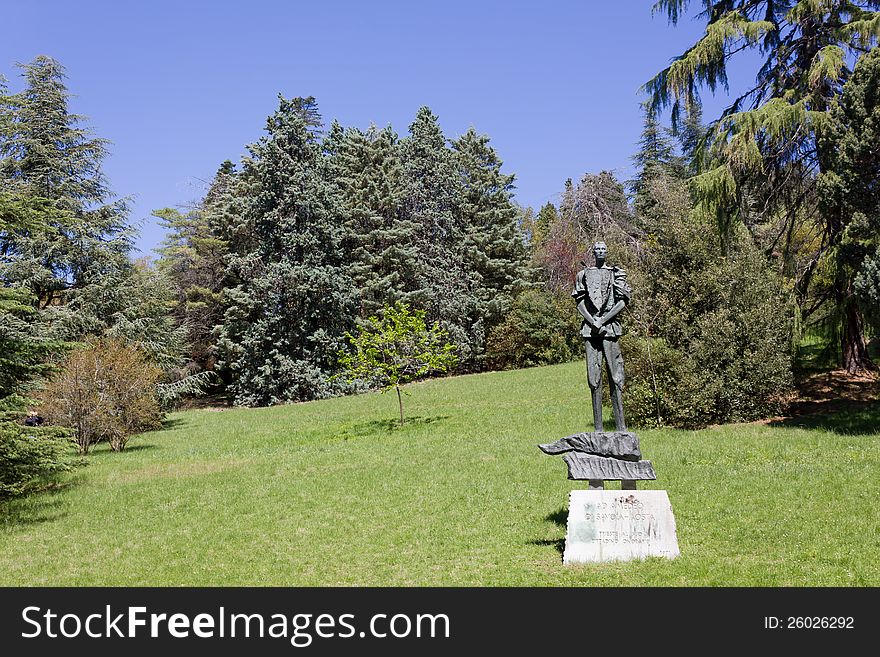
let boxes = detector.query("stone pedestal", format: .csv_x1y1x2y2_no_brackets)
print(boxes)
563,489,680,564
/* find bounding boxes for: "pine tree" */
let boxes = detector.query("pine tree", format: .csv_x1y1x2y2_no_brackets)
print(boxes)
675,100,706,175
398,107,480,363
645,1,880,371
327,123,419,319
534,202,559,247
451,127,529,336
0,185,73,497
631,103,680,219
0,56,133,337
217,96,358,406
155,162,233,373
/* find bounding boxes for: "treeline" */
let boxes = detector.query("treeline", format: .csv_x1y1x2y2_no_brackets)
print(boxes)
4,6,880,493
155,98,531,406
1,54,541,498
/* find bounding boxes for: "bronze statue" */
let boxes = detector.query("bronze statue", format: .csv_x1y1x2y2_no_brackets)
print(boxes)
571,241,631,432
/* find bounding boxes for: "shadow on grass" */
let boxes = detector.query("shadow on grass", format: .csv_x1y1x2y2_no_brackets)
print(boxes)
527,507,568,556
119,443,158,453
545,508,567,528
336,415,450,439
0,480,75,529
769,401,880,436
87,443,158,458
160,417,188,431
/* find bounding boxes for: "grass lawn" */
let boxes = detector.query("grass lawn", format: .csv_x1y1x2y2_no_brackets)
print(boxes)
1,361,878,586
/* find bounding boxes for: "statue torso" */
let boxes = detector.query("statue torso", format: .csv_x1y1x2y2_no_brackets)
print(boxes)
582,267,613,312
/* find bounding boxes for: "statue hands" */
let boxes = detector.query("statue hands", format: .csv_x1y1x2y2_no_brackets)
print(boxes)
583,315,611,338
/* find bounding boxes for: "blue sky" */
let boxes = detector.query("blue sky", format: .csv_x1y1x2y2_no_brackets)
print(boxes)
2,1,752,256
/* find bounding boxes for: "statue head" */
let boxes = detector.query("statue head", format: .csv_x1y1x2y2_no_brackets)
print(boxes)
592,241,607,264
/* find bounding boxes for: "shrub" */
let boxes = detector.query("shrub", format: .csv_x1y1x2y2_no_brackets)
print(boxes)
0,421,74,499
38,338,163,453
623,188,795,428
486,289,582,370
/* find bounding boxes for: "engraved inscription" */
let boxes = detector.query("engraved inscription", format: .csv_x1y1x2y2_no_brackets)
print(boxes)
564,490,680,563
580,496,658,544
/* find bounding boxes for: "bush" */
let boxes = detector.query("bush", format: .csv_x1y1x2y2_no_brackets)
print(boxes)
486,289,582,370
0,421,74,499
623,182,795,428
38,338,163,453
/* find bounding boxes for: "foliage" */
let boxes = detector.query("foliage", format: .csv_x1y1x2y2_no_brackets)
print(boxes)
645,1,880,372
818,48,880,360
451,127,530,347
485,289,581,370
216,96,359,406
0,56,134,336
325,123,412,321
38,338,163,453
533,172,640,296
0,421,73,499
520,202,558,250
397,107,480,364
0,285,64,409
154,210,225,369
337,302,457,425
624,176,795,428
630,102,684,218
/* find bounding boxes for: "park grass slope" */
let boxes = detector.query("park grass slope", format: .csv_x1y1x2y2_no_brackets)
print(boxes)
1,361,878,586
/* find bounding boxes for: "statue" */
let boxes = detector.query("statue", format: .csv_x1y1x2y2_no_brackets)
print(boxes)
571,241,631,432
538,243,680,565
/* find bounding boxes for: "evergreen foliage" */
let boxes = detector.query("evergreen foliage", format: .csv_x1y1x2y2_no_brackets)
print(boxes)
631,103,682,218
529,202,559,249
0,421,73,499
398,107,480,363
154,162,232,375
485,289,581,370
163,102,530,403
645,1,880,371
819,48,880,351
623,175,795,428
326,123,413,319
0,286,63,411
452,128,530,339
217,96,359,406
0,56,133,331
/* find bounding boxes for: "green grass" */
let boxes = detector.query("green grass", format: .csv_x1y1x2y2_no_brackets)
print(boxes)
2,361,878,586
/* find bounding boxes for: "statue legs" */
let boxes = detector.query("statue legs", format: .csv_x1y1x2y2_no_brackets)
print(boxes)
585,338,605,431
586,337,626,432
610,385,626,432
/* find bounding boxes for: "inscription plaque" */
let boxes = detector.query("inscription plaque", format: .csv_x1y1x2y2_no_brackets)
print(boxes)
563,489,680,564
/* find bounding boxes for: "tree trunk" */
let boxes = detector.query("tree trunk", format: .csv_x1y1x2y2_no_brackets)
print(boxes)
841,302,872,374
396,385,404,426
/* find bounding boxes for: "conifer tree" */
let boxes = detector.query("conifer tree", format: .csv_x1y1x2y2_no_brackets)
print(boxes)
398,107,480,363
675,100,706,175
451,127,529,335
645,0,880,371
0,56,133,337
327,123,419,319
532,202,559,249
217,96,358,405
631,103,680,218
155,162,233,373
821,48,880,366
